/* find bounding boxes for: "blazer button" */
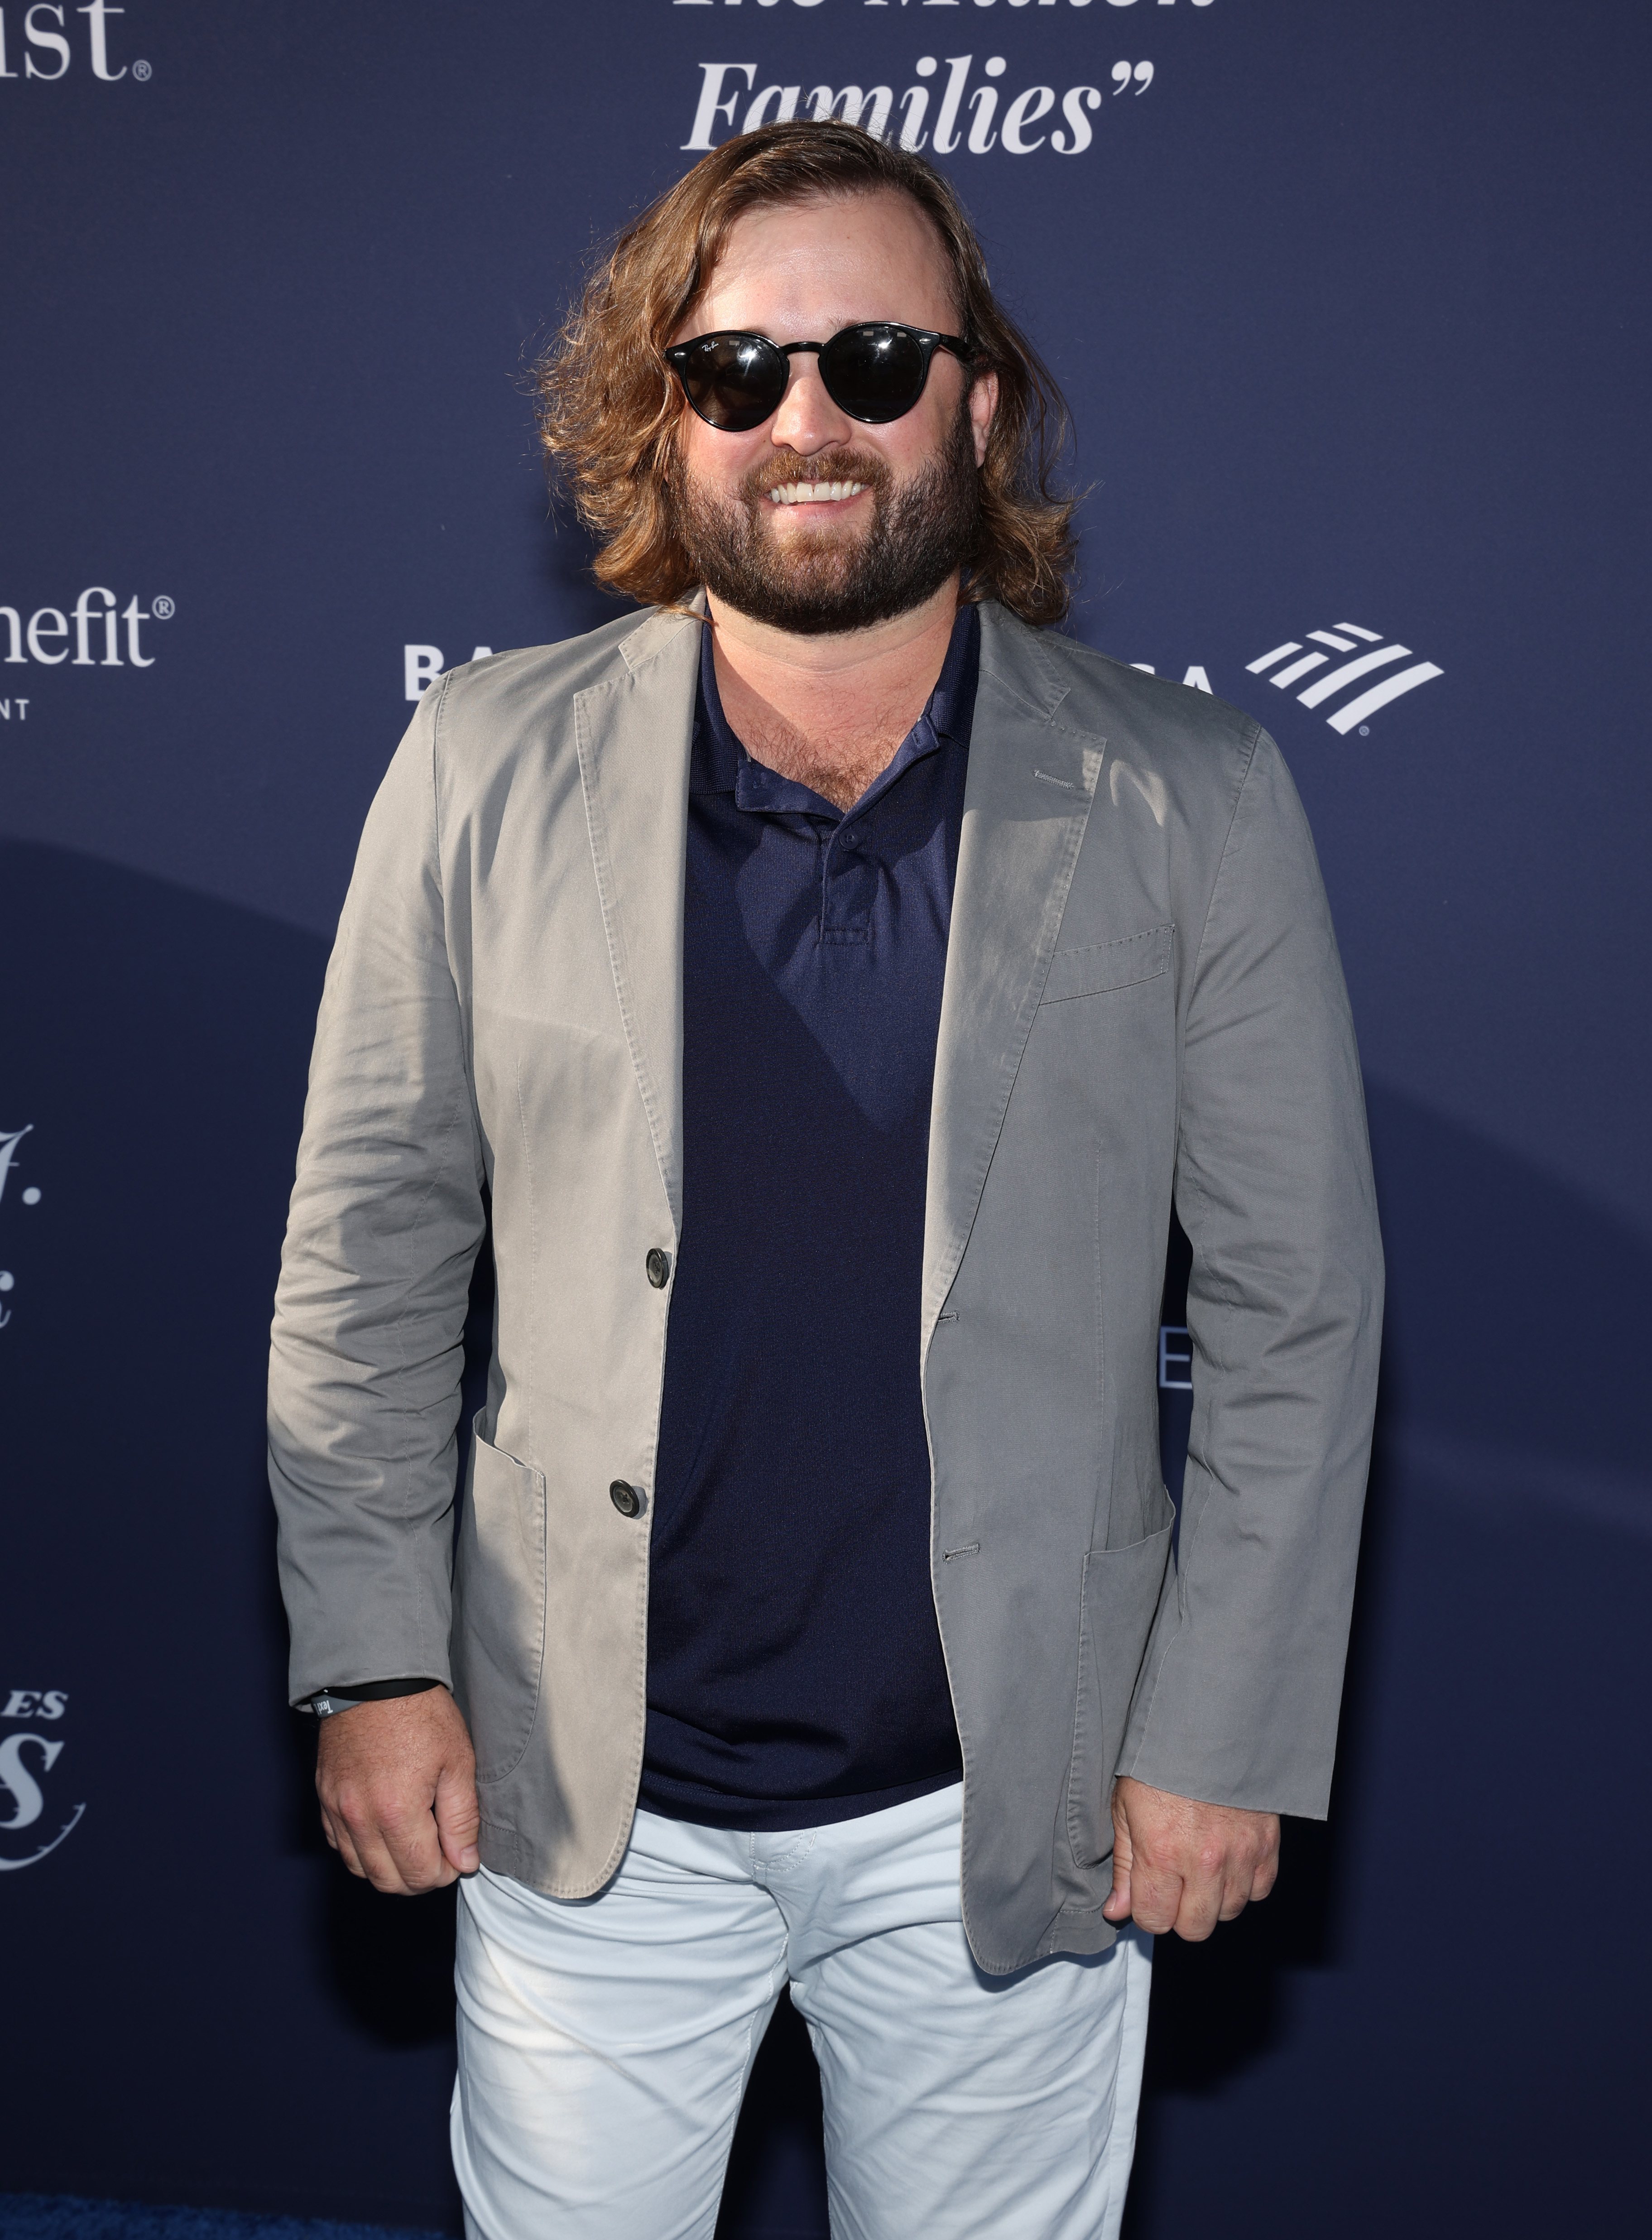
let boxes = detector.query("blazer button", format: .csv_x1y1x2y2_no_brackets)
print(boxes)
645,1248,672,1289
609,1480,643,1519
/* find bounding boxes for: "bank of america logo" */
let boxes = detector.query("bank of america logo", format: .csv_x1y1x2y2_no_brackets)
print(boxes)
1247,624,1442,734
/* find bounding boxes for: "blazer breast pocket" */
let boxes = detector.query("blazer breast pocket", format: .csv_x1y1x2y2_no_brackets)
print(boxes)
1041,923,1172,1006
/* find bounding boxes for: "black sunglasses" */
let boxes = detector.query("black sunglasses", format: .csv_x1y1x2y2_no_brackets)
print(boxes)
664,322,973,433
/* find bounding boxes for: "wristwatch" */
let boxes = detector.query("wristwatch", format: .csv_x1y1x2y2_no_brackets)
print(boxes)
303,1676,442,1718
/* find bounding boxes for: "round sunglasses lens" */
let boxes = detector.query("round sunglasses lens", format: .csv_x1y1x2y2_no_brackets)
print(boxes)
684,336,786,431
821,327,927,424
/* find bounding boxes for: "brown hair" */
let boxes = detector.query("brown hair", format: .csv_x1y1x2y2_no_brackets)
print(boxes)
534,121,1077,626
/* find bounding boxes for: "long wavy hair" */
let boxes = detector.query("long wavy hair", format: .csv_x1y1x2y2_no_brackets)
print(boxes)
535,122,1078,626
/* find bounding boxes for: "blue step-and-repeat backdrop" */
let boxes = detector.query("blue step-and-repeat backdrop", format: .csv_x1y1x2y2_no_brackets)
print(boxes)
3,4,1647,2234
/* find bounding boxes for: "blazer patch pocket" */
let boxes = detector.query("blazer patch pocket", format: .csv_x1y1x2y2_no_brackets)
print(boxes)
451,1418,548,1786
1041,923,1172,1005
1065,1514,1176,1872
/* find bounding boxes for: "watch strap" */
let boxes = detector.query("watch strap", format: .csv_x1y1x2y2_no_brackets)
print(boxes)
303,1676,442,1717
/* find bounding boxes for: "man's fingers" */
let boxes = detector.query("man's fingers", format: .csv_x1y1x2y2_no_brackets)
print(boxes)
318,1800,365,1880
1222,1837,1274,1918
339,1797,448,1893
329,1764,453,1893
1217,1868,1253,1923
1215,1831,1280,1920
322,1778,427,1893
1124,1860,1186,1936
435,1760,482,1877
318,1776,375,1882
319,1762,447,1893
311,1688,481,1895
1101,1863,1132,1922
375,1796,457,1894
1174,1866,1228,1941
1106,1779,1285,1939
353,1832,423,1895
1102,1786,1135,1921
1108,1777,1187,1932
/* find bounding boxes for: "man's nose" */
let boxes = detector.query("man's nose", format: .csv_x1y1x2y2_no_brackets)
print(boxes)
770,356,854,457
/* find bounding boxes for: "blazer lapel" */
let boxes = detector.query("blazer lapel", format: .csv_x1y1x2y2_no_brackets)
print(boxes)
924,606,1106,1330
574,604,702,1231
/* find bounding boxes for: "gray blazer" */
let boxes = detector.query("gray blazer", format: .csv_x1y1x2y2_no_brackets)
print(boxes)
269,599,1383,1974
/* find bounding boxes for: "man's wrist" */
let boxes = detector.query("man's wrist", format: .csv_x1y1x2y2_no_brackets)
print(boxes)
303,1676,443,1719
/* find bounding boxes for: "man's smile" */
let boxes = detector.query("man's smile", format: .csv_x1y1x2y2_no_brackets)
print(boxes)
766,479,869,507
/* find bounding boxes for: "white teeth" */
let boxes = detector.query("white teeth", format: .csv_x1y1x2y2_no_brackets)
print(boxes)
767,481,866,506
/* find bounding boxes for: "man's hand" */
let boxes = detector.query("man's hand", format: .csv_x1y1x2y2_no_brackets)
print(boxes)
315,1686,480,1895
1101,1775,1279,1941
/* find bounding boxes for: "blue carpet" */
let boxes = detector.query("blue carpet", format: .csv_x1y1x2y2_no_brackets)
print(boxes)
0,2204,444,2240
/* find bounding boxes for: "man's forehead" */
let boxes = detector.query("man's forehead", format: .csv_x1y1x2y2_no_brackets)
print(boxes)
697,191,956,317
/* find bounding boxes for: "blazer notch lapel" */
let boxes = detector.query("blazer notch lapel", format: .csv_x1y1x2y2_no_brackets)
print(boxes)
575,610,701,1227
924,610,1106,1329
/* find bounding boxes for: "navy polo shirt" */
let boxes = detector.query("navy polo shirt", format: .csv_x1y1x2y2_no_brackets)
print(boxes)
639,602,980,1831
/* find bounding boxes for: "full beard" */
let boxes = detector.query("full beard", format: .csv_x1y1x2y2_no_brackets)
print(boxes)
670,398,981,636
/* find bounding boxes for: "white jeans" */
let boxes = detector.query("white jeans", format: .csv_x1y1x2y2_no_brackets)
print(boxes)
451,1782,1151,2240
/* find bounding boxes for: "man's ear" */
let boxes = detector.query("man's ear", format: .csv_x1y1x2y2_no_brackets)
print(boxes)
969,370,1000,467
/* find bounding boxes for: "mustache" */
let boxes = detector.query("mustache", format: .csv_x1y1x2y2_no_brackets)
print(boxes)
671,394,980,637
744,448,892,502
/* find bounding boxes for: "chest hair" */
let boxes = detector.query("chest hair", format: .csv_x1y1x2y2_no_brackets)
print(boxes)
744,711,913,813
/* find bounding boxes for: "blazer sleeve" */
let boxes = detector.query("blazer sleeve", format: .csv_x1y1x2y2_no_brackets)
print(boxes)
1120,726,1384,1817
268,677,486,1705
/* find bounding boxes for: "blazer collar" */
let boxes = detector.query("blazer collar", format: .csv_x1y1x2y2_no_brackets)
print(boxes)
572,594,1106,1279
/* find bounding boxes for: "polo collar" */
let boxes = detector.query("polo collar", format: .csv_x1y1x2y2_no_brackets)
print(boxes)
691,602,978,821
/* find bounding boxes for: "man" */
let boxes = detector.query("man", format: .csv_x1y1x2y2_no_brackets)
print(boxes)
270,122,1382,2240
